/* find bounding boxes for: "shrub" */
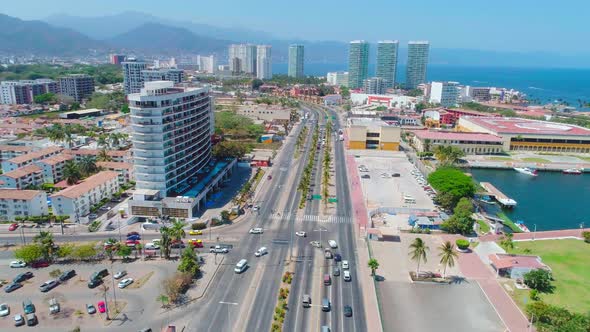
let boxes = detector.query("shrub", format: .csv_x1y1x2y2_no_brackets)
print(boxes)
583,231,590,243
210,218,223,227
191,222,207,230
530,289,540,301
456,239,470,250
49,269,62,278
524,269,554,293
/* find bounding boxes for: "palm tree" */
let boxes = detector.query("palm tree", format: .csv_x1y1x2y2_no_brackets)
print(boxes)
408,237,429,275
170,220,186,241
97,149,112,162
63,160,82,185
368,258,380,277
33,231,55,262
433,145,465,166
423,139,431,152
97,134,109,149
160,227,172,259
78,155,98,176
64,131,74,149
109,133,121,148
438,241,458,278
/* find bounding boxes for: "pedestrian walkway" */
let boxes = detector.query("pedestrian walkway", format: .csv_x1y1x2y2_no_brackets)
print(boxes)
270,213,352,224
479,228,587,242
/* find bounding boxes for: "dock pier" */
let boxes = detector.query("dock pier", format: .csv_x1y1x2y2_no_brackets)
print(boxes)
480,182,517,208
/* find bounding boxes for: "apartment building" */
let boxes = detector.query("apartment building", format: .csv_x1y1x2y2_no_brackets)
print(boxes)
51,171,119,222
0,79,59,105
229,44,257,75
0,145,33,162
64,149,130,163
288,45,304,78
347,118,401,151
0,164,44,189
58,74,95,103
326,71,349,87
256,45,272,80
123,58,149,94
376,40,399,88
1,146,63,172
34,154,73,183
430,81,460,107
0,189,49,221
97,161,135,185
406,41,430,89
363,77,386,95
142,69,184,85
348,40,370,89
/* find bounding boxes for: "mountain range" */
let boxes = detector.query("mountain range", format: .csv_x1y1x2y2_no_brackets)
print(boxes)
0,12,589,68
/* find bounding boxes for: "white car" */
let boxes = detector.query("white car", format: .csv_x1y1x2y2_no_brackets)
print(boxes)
9,260,26,268
118,278,134,289
328,240,338,249
249,228,263,234
343,270,351,281
14,313,24,326
114,271,127,279
0,303,9,317
342,260,349,269
295,231,307,237
252,205,260,211
145,242,160,250
310,241,321,248
254,247,268,257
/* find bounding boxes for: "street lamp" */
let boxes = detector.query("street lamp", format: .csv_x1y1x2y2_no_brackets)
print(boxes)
219,301,238,332
532,224,537,241
313,227,328,249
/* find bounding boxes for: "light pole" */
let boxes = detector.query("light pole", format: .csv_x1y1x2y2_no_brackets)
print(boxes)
219,301,238,332
532,224,537,241
313,227,328,249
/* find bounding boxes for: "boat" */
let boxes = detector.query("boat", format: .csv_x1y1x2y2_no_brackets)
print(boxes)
563,168,582,175
513,167,538,176
516,221,530,232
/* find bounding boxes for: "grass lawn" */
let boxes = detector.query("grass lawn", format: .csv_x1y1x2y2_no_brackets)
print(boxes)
520,157,551,163
476,219,491,234
504,239,590,313
573,155,590,162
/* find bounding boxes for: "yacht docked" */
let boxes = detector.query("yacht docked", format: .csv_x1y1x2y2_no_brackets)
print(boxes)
562,168,582,175
513,167,538,176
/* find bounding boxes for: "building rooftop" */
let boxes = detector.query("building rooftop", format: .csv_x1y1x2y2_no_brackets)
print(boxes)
349,117,389,128
489,253,548,270
0,189,44,200
65,149,129,157
36,154,73,166
413,130,503,142
2,164,42,179
463,117,590,136
7,146,62,164
97,161,134,170
51,171,118,199
59,108,103,116
0,145,33,152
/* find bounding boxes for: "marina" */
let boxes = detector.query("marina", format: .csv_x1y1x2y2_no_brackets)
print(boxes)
479,182,517,207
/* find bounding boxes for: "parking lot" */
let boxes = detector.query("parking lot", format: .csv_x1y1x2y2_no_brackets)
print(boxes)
0,258,177,330
353,151,435,211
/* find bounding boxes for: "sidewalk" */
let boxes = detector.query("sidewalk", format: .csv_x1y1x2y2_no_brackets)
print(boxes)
480,228,587,242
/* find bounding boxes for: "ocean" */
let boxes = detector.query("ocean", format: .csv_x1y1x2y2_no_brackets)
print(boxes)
470,169,590,231
272,63,590,109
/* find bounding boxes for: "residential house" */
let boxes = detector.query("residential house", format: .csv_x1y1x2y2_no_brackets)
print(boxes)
0,189,49,221
1,146,63,172
34,154,74,183
97,161,134,185
0,165,44,189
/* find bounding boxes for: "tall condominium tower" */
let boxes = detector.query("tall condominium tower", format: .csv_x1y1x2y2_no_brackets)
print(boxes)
228,44,257,75
347,40,370,89
376,40,399,88
122,58,149,94
141,69,185,84
288,44,304,78
406,41,430,89
256,45,272,80
58,74,95,103
129,81,213,197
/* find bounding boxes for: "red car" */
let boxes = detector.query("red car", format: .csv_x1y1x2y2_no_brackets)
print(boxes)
97,301,106,313
8,223,18,231
31,261,50,268
125,240,140,247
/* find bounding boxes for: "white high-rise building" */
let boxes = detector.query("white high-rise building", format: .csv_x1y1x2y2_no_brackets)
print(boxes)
429,81,459,107
406,41,430,89
376,40,399,88
199,55,217,74
228,44,257,75
256,45,272,79
129,81,213,197
123,58,149,94
363,77,386,95
326,71,349,87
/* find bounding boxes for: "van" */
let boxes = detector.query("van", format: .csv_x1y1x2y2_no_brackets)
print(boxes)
343,270,351,282
254,247,267,257
91,268,108,281
25,313,37,326
302,294,311,308
322,298,331,312
323,274,331,286
22,299,35,314
234,259,248,273
328,240,338,249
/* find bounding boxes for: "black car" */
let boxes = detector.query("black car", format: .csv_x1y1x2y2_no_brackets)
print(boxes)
334,254,342,262
343,305,353,317
392,173,401,177
13,272,33,283
59,269,76,282
361,174,370,179
87,278,103,289
4,282,22,293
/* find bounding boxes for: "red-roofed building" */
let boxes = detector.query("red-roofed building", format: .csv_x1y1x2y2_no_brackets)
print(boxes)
489,253,550,279
412,130,504,154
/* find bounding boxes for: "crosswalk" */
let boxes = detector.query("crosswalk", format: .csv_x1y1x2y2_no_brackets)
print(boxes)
270,213,352,224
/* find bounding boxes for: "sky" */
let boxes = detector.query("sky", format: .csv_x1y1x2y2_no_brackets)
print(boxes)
4,0,590,54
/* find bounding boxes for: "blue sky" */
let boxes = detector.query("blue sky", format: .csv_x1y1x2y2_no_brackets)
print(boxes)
5,0,589,54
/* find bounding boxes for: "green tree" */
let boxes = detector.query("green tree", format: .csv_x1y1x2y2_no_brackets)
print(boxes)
339,86,350,98
63,160,82,185
441,197,475,234
406,89,423,97
78,155,99,176
33,231,56,262
170,220,186,242
212,141,249,159
368,258,380,277
117,245,132,260
438,241,459,278
160,227,173,260
34,92,57,104
499,233,514,250
120,104,130,114
56,243,74,259
428,167,476,209
433,145,466,166
71,243,97,261
524,269,554,293
177,247,200,276
408,238,429,275
14,244,44,263
220,210,230,222
97,149,112,162
582,231,590,243
251,79,264,90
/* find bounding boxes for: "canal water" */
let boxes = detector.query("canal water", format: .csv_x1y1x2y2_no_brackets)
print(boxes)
470,169,590,231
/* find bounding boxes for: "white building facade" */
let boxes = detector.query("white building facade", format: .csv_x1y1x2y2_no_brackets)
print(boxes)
0,189,49,221
256,45,272,80
122,58,149,94
326,72,349,87
429,81,460,107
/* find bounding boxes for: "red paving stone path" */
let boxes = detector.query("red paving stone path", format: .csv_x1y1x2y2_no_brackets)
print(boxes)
480,228,587,242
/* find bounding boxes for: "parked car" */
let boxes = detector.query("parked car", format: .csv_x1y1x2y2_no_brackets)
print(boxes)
97,301,106,313
8,223,18,231
88,214,98,220
26,313,37,326
188,230,202,236
4,283,22,293
14,314,24,326
99,206,111,211
210,245,229,254
13,272,33,283
188,239,203,248
334,253,342,262
343,305,353,317
144,242,160,250
170,240,185,248
22,300,35,314
249,227,263,234
39,279,59,292
58,270,76,282
9,260,26,268
342,260,349,269
86,304,96,314
361,174,370,179
31,261,50,268
333,267,341,277
295,231,307,237
110,197,122,203
0,303,9,317
392,173,401,177
125,239,140,247
126,234,141,241
114,271,127,279
117,278,134,289
127,232,139,237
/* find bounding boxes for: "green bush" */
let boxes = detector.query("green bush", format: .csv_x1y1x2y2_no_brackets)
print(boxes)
191,222,207,230
456,239,470,250
582,231,590,243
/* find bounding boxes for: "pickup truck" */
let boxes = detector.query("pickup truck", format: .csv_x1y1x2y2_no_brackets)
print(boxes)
210,245,229,254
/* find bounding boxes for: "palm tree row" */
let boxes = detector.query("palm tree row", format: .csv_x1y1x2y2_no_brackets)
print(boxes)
298,125,320,208
63,156,101,185
432,145,466,166
408,237,459,278
322,119,332,205
97,132,128,150
159,220,187,259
